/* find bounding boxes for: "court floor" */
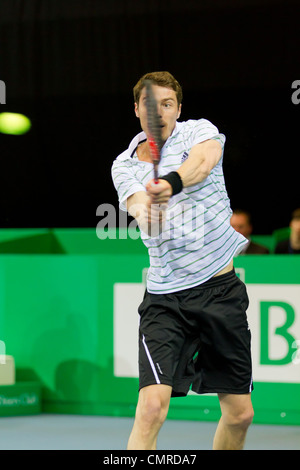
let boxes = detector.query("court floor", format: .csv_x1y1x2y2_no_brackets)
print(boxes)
0,414,299,450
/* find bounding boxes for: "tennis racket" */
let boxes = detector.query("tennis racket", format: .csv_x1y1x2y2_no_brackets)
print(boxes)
144,79,163,183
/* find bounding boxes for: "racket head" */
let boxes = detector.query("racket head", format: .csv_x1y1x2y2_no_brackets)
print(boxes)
144,79,163,181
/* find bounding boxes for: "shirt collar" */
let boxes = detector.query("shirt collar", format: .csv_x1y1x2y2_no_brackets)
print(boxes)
128,131,147,158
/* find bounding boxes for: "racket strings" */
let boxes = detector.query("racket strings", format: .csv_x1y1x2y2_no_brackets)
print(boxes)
144,80,164,154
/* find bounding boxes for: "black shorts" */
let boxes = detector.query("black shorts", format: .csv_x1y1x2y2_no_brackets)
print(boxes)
138,269,253,397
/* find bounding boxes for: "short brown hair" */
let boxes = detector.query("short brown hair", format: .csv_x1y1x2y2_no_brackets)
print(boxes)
133,71,183,108
291,208,300,220
232,209,252,225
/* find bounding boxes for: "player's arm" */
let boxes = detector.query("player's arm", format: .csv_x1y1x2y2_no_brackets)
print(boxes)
146,139,222,203
176,139,222,187
126,190,166,236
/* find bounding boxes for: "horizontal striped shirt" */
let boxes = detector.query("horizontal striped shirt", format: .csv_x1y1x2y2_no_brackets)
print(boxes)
112,119,247,293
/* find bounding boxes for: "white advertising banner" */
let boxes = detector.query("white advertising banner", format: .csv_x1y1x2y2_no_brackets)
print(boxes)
113,282,300,384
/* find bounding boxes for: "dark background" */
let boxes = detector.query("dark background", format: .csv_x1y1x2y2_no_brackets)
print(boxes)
0,0,299,234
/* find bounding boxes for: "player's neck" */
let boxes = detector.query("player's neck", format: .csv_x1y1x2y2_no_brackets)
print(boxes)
136,141,152,162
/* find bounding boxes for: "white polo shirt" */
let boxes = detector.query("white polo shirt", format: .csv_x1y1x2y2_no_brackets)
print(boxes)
112,119,247,293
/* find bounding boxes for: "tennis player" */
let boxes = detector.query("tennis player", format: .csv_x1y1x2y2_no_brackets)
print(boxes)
111,71,254,450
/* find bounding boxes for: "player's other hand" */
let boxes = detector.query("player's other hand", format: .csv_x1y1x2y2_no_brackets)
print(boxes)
146,179,172,204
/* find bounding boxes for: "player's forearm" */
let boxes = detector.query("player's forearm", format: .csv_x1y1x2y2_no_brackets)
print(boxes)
177,140,222,188
126,191,166,236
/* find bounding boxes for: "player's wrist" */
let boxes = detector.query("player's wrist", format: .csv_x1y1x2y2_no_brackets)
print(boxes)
159,171,183,196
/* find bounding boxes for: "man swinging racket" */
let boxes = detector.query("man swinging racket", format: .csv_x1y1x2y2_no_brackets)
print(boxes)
111,71,254,450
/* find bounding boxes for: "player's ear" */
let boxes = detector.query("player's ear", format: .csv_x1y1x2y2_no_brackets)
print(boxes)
177,103,182,119
134,102,140,118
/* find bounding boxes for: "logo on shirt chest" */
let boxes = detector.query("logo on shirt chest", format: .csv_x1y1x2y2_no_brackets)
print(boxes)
181,151,188,163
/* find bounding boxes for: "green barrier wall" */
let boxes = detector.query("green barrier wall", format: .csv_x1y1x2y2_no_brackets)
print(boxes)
0,229,299,424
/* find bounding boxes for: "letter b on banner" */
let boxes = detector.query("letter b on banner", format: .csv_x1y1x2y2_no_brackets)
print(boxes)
260,301,296,365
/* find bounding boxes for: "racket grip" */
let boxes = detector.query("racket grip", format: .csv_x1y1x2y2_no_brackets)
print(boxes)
153,162,159,183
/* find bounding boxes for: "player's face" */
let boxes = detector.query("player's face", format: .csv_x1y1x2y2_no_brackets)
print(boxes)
135,85,181,143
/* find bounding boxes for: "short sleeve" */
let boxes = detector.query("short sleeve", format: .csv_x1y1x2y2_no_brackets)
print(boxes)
111,159,146,211
188,119,226,150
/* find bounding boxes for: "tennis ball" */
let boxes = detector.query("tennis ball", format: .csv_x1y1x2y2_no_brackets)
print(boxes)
0,112,31,135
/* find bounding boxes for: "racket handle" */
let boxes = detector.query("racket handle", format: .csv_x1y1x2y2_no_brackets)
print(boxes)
153,161,159,183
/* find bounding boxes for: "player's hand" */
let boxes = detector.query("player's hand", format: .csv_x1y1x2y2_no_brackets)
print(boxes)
146,179,173,204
